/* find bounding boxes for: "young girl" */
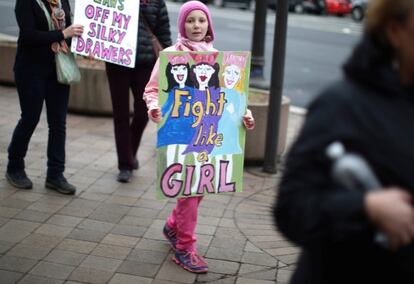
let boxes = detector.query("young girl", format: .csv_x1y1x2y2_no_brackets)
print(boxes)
143,1,255,274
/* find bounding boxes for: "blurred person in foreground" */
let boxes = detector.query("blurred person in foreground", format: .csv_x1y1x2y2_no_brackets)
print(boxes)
275,0,414,283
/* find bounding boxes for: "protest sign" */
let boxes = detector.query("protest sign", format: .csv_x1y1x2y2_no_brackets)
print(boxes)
156,51,251,199
71,0,139,68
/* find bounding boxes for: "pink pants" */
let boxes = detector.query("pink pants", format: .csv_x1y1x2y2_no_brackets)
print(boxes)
167,196,203,253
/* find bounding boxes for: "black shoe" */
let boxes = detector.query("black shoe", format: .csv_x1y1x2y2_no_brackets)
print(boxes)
117,170,132,183
45,177,76,195
6,170,33,189
133,159,139,170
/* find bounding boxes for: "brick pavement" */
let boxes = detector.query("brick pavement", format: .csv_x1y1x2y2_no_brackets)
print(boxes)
0,85,304,284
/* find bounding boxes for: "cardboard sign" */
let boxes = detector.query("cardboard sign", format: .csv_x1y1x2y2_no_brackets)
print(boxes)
71,0,139,68
156,51,251,199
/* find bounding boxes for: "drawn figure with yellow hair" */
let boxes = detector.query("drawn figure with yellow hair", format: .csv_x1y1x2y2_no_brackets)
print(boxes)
211,52,249,156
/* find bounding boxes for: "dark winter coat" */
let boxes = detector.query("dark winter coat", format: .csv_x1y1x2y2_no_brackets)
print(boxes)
14,0,71,70
275,35,414,284
136,0,171,67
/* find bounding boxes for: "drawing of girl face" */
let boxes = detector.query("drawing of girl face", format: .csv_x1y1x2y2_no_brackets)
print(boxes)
170,64,188,86
223,64,241,89
194,64,215,87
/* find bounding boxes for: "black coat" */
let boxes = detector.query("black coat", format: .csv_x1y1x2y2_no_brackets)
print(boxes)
14,0,71,69
275,35,414,284
136,0,171,67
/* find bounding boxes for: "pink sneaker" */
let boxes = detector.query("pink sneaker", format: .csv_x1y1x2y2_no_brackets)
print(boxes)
172,250,208,273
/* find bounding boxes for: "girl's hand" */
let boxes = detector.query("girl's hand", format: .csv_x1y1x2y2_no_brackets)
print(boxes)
62,24,84,39
243,109,255,130
148,107,162,123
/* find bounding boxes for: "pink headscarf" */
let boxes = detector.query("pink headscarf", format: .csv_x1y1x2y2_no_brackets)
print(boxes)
174,34,214,52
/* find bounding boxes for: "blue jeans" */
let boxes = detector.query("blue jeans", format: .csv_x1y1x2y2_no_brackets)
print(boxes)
7,66,70,179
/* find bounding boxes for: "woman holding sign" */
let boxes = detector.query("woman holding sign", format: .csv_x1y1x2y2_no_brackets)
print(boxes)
6,0,83,195
105,0,172,183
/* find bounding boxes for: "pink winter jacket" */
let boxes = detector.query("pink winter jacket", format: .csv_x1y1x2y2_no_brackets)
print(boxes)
143,36,217,111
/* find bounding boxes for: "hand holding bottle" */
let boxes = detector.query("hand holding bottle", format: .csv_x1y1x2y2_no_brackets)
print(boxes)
365,189,414,251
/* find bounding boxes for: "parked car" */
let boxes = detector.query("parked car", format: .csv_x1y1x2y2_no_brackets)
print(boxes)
351,0,368,22
171,0,213,4
269,0,351,16
221,0,309,12
268,0,310,13
296,0,326,14
220,0,252,10
325,0,352,16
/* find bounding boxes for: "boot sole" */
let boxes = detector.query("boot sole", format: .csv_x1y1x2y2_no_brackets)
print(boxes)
45,183,76,195
172,256,208,274
5,173,32,189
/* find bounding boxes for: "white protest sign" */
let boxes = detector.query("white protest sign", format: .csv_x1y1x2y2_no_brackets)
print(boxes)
71,0,139,68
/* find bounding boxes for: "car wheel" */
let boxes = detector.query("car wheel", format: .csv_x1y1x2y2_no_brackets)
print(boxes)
352,7,364,22
294,4,304,14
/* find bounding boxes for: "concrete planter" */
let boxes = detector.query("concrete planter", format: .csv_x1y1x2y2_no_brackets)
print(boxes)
69,59,111,115
0,35,116,116
0,34,17,84
68,59,135,116
245,88,290,163
0,36,117,115
0,34,290,162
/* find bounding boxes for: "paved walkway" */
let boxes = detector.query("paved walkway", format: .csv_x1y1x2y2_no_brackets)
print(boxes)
0,85,304,284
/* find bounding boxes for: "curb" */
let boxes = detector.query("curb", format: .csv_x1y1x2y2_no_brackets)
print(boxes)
0,32,17,42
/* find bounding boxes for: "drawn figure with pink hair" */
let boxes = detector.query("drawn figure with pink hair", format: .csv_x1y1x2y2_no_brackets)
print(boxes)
182,52,223,157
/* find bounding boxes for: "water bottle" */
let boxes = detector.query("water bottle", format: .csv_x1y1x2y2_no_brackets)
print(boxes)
326,141,388,247
326,142,381,192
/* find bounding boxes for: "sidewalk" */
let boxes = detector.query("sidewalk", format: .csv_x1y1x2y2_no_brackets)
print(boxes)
0,85,304,284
